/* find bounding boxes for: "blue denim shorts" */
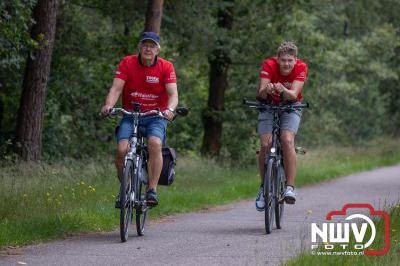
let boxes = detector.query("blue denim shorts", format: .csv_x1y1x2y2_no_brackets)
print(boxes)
116,115,167,143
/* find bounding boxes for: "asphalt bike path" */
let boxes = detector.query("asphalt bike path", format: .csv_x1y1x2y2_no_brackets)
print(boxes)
1,165,399,266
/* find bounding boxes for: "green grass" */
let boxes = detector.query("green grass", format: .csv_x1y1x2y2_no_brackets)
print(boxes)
285,204,400,266
1,138,400,247
296,138,400,186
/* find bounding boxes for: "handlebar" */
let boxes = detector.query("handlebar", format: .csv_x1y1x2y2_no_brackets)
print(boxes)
243,99,310,112
108,107,172,122
103,106,189,122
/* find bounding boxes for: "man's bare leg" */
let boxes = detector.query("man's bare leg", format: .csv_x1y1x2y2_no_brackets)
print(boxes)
115,140,129,182
258,133,273,183
280,130,296,187
147,136,163,190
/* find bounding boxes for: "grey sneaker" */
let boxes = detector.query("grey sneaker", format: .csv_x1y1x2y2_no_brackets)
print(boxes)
255,187,265,211
146,188,159,207
283,186,296,204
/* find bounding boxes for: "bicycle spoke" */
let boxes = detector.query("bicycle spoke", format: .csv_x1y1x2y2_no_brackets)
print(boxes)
275,164,285,229
120,160,133,242
135,158,148,236
264,159,274,234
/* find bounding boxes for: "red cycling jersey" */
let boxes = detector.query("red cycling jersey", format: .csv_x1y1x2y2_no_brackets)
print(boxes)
114,55,177,111
260,57,307,104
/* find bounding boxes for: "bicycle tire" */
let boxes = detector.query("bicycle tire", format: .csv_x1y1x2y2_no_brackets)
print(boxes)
120,160,133,242
135,163,148,236
275,164,285,229
264,158,275,234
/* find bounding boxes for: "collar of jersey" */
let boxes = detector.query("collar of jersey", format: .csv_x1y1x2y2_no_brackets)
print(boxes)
138,54,158,67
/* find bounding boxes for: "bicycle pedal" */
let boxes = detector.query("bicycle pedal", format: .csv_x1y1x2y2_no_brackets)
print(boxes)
284,197,296,204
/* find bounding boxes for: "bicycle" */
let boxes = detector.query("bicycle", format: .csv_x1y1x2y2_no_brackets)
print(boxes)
107,103,188,242
244,99,309,234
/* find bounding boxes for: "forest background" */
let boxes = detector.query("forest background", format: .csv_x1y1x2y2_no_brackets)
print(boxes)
1,0,399,165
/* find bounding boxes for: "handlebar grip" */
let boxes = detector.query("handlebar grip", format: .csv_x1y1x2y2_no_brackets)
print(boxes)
243,99,259,105
296,102,310,108
109,108,117,115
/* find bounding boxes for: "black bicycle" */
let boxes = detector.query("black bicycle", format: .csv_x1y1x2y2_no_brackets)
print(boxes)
108,103,188,242
244,99,309,234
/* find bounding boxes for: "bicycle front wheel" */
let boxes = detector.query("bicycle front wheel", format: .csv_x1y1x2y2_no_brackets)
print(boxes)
275,164,285,229
120,160,133,242
264,158,275,234
135,175,148,236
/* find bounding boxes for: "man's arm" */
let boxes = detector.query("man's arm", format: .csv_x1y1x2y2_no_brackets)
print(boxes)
274,80,304,101
165,82,178,119
257,78,273,99
101,78,125,114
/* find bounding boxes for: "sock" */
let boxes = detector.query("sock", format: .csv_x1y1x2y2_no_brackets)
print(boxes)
287,185,294,190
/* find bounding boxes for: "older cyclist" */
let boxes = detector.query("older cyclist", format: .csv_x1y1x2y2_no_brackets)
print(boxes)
255,41,307,211
101,32,178,207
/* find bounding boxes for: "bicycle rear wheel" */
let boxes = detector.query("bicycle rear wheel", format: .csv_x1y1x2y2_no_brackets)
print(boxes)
120,160,133,242
264,158,275,234
275,164,285,229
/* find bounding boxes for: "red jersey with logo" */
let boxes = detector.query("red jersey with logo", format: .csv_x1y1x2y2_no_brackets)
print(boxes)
260,57,307,104
114,55,177,111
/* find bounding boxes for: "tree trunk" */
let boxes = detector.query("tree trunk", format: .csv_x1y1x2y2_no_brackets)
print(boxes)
201,1,234,157
144,0,164,34
16,0,57,161
0,98,3,134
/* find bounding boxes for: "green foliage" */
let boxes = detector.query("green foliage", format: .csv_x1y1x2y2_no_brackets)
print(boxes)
0,0,36,151
1,0,400,163
0,0,37,70
42,2,144,159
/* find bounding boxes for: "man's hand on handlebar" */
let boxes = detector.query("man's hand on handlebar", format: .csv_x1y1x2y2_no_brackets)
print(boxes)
101,105,113,116
162,109,174,120
259,82,286,99
271,83,285,97
258,83,274,99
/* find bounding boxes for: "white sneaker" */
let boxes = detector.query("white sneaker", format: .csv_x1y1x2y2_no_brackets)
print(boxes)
255,187,265,211
283,186,297,204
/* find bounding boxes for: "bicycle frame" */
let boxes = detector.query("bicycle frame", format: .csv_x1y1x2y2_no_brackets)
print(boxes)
266,111,283,166
265,110,286,204
112,106,162,241
105,104,189,241
244,99,309,233
125,118,147,207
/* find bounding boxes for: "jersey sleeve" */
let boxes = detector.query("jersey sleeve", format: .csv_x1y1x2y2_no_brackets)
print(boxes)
163,62,177,84
114,57,129,81
260,60,272,79
294,63,307,82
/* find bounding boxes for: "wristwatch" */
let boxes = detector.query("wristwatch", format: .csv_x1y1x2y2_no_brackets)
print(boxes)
167,107,175,112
